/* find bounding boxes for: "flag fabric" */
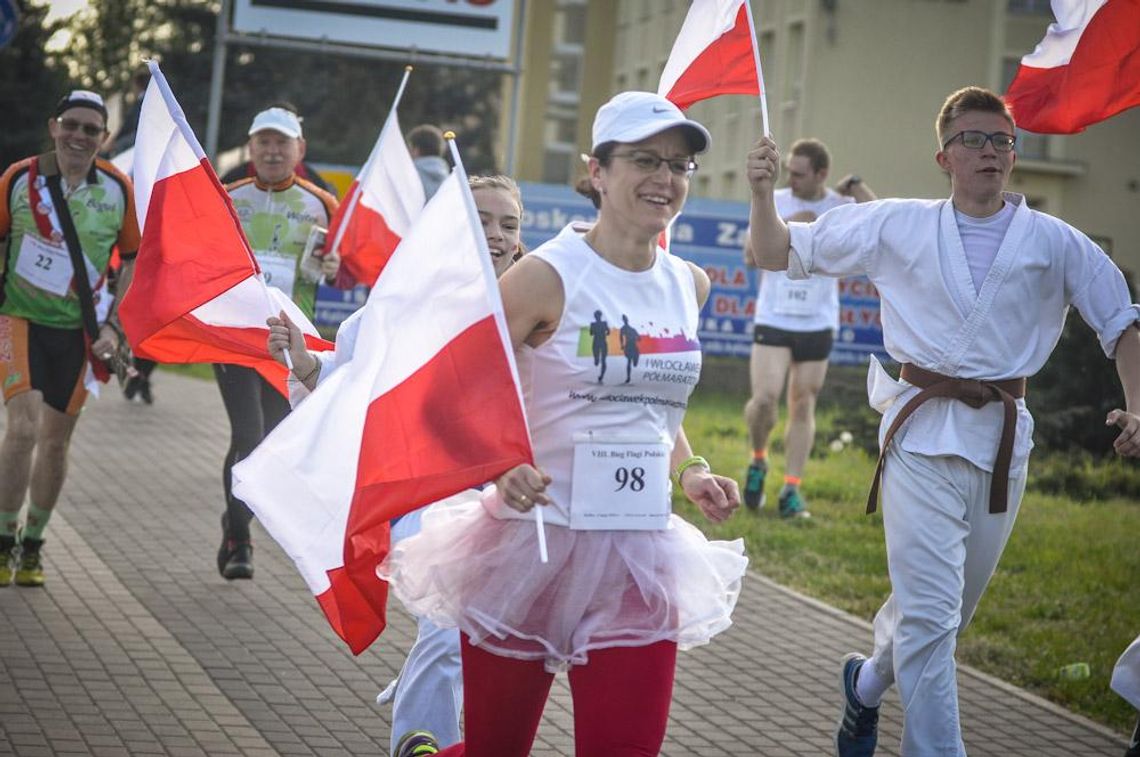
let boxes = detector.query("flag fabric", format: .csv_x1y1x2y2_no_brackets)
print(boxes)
1004,0,1140,134
232,169,533,655
326,109,425,286
119,61,331,396
658,0,762,110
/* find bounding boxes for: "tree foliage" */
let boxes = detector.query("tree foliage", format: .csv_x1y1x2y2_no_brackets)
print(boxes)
57,0,504,173
1029,269,1135,456
0,1,71,167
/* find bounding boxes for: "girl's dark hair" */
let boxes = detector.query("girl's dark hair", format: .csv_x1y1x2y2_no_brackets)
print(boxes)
574,141,617,210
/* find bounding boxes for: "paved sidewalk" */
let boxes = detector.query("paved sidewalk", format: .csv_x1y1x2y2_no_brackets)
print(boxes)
0,372,1129,756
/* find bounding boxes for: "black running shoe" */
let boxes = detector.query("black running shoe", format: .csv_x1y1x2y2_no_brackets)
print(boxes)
222,542,253,580
1126,714,1140,757
217,513,231,576
138,378,153,405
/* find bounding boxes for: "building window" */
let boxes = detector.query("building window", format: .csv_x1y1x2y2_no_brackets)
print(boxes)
558,1,588,44
1007,0,1053,15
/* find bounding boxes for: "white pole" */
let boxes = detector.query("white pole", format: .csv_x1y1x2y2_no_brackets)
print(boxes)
328,65,415,261
445,133,548,564
743,0,771,138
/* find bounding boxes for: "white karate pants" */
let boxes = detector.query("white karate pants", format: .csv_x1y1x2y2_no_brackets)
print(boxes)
867,447,1025,756
384,507,464,754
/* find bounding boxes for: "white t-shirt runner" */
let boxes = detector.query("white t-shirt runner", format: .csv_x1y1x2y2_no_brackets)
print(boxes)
754,187,853,333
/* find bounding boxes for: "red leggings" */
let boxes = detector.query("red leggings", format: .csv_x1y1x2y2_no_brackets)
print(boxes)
436,634,678,757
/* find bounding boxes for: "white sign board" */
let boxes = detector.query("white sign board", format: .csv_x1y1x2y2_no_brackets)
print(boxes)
232,0,517,60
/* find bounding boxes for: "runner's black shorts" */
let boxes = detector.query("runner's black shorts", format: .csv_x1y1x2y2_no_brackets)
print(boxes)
0,315,88,415
752,324,834,363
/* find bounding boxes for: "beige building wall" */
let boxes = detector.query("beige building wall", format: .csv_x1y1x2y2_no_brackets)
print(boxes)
512,0,1139,273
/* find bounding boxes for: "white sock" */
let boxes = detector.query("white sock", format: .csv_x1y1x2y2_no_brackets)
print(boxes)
855,657,888,707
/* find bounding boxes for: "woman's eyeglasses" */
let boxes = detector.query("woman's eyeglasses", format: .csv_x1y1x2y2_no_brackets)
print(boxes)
613,151,698,177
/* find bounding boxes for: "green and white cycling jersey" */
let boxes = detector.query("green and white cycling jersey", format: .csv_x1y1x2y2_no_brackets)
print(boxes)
0,153,140,329
226,174,338,321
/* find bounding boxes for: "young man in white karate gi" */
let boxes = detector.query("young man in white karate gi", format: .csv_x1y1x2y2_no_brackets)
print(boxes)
746,86,1140,756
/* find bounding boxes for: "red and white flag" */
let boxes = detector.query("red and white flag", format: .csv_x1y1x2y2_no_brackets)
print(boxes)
231,168,533,655
658,0,764,112
1004,0,1140,134
326,75,425,286
119,61,331,395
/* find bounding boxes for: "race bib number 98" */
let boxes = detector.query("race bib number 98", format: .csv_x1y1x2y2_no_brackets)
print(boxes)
570,434,671,530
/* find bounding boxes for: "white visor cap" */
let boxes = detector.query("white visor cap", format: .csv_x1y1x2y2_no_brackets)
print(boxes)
248,107,303,139
591,91,711,155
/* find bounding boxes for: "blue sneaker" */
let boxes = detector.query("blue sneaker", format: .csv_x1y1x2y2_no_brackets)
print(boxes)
836,653,879,757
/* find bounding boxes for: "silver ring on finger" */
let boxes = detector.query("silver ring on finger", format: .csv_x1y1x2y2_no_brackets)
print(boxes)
518,494,529,505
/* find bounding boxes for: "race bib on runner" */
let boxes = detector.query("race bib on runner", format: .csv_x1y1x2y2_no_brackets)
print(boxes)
570,434,671,530
773,276,819,316
14,233,98,297
255,252,296,297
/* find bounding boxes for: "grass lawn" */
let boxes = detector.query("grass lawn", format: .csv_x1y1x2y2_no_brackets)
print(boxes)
676,383,1140,734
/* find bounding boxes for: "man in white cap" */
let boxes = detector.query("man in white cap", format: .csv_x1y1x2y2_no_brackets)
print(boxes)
0,90,140,587
214,105,341,580
219,101,338,197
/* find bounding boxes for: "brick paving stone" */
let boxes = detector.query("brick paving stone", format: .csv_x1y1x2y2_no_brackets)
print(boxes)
0,372,1132,755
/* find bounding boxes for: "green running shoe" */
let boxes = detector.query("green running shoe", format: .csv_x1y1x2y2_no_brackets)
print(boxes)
15,537,45,587
743,459,767,510
0,536,17,587
394,730,440,757
778,487,811,519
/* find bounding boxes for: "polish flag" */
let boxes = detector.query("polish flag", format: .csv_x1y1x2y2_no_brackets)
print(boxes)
232,168,533,655
658,0,762,111
1004,0,1140,134
119,61,331,396
326,106,425,286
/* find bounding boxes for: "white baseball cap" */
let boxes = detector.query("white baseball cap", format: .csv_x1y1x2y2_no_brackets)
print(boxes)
591,91,711,154
248,107,303,138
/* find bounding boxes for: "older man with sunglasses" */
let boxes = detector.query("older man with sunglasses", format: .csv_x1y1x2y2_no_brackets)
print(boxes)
748,86,1140,756
0,91,139,587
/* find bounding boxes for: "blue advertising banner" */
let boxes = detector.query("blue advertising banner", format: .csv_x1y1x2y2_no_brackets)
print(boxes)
313,283,368,333
518,182,887,365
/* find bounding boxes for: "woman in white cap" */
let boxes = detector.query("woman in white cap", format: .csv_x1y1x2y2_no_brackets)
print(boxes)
379,92,748,757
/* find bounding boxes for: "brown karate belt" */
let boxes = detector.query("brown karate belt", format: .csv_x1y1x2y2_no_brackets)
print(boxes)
866,363,1027,515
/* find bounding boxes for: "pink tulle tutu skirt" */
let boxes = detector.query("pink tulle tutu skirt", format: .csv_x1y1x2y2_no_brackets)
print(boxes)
378,492,748,672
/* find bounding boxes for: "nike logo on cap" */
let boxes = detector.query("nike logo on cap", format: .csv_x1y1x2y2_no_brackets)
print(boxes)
652,106,671,113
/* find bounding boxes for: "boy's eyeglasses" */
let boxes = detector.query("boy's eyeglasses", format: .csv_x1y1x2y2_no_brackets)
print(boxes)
941,130,1016,152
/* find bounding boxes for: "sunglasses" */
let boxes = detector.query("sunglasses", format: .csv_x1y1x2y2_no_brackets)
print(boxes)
56,118,106,138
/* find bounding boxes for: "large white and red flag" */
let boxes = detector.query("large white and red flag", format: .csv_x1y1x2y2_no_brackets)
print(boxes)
1004,0,1140,134
658,0,766,119
326,69,425,286
231,166,533,655
119,61,331,395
